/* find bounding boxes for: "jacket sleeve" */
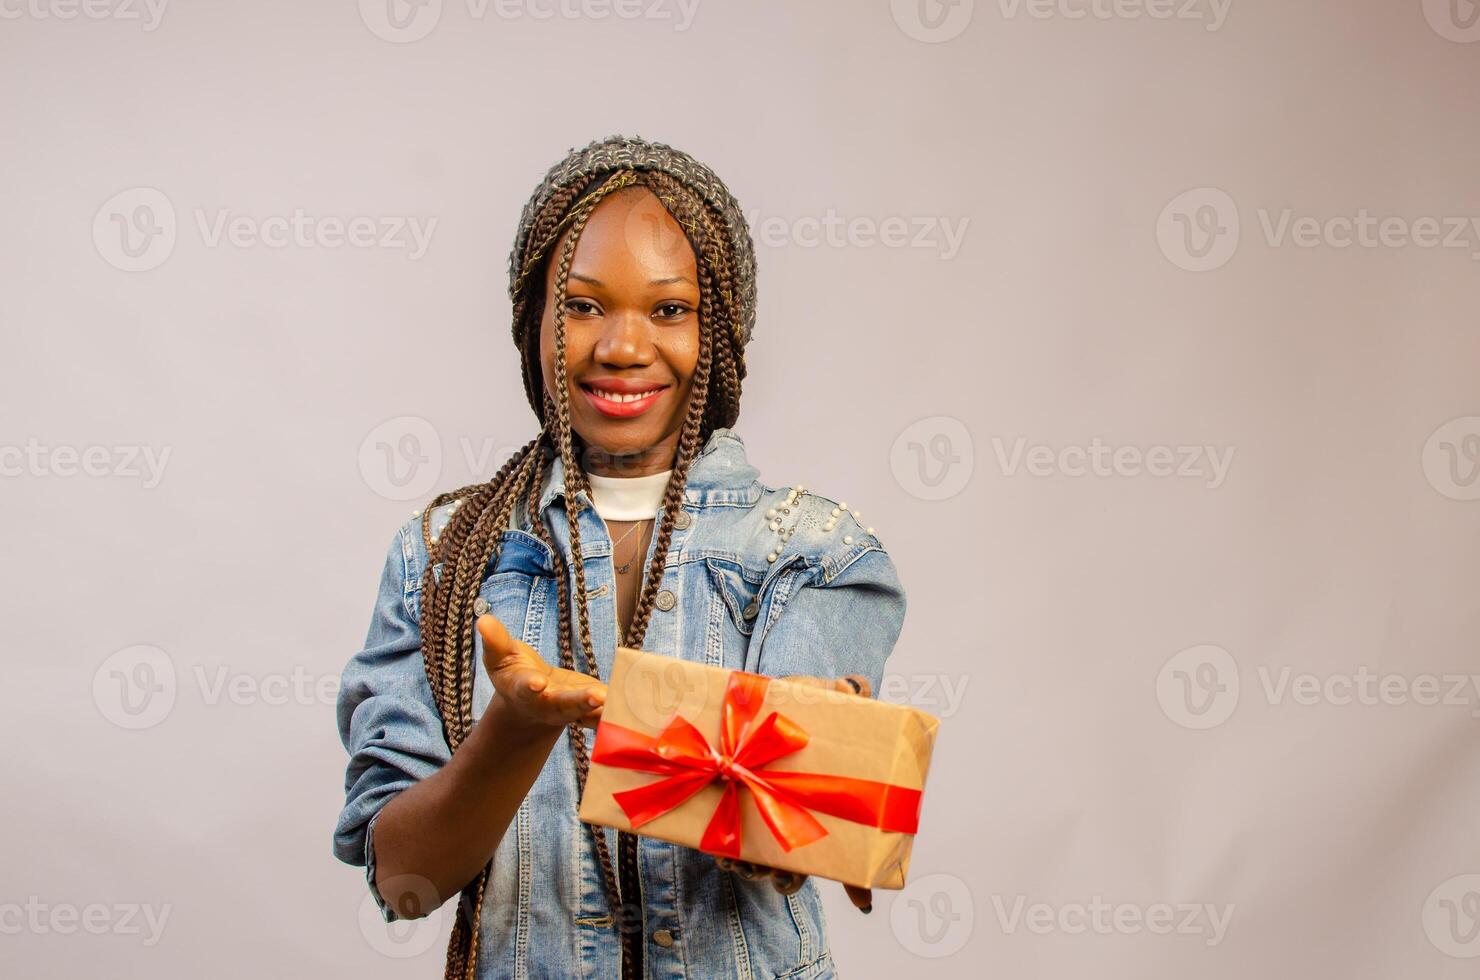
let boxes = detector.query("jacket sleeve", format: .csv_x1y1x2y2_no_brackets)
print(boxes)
332,523,450,921
749,546,907,698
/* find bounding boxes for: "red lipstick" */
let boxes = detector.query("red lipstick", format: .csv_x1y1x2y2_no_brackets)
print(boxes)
579,377,670,419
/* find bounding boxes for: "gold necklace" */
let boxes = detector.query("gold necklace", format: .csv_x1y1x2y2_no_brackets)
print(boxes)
612,519,651,574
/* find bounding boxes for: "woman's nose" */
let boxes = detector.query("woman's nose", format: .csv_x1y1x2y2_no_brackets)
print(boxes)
593,310,655,366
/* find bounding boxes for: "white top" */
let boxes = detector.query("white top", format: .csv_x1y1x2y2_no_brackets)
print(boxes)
585,468,673,521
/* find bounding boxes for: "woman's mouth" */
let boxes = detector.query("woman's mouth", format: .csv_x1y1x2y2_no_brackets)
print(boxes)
579,381,670,418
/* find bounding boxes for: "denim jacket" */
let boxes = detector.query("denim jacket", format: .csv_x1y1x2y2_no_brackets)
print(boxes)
334,427,907,979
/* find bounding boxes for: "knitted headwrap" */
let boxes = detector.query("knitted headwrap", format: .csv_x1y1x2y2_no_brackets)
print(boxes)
505,134,757,426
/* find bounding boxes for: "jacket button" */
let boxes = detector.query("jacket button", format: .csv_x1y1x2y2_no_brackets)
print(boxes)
742,601,758,620
673,510,692,530
652,928,674,948
655,589,677,611
473,597,490,616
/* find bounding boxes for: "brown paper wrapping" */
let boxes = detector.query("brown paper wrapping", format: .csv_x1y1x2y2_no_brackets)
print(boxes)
578,648,939,889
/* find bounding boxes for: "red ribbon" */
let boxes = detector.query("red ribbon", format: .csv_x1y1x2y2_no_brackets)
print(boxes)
589,670,922,859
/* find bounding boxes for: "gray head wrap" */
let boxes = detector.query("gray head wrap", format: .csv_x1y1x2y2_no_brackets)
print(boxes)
506,134,758,353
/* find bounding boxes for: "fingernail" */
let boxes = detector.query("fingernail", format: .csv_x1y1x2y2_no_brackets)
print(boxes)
844,677,862,694
861,903,872,914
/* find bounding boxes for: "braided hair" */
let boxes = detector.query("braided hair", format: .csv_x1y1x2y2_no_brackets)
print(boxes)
414,136,757,979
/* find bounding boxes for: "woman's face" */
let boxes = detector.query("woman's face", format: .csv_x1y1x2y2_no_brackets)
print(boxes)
540,186,702,478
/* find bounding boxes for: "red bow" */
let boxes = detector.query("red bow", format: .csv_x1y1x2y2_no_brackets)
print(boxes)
589,670,922,859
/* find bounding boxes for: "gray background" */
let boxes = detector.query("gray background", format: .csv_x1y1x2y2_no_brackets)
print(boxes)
3,1,1479,977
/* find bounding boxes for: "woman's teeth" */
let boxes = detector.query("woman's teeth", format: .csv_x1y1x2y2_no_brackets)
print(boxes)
590,388,660,402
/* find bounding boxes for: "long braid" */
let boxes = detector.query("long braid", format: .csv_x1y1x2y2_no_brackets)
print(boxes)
532,170,728,951
612,172,723,645
547,173,644,683
415,438,543,980
422,139,756,978
419,441,540,737
540,173,650,929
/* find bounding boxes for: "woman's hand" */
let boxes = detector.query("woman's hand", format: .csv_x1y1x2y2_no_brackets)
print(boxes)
711,673,876,914
477,614,606,732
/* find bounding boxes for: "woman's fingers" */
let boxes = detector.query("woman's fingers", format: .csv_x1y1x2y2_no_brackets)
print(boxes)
843,884,873,914
733,860,767,881
544,682,604,713
779,675,837,690
779,674,875,699
715,857,767,881
519,674,605,726
546,667,606,713
714,857,807,895
502,678,600,727
510,666,550,702
770,871,806,895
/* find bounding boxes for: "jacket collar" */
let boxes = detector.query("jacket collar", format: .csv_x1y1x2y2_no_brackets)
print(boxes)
537,426,762,514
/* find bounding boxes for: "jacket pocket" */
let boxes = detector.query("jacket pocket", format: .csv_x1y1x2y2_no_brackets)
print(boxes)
704,557,765,636
477,532,556,644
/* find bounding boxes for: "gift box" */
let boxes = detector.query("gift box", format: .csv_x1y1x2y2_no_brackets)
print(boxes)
578,647,939,889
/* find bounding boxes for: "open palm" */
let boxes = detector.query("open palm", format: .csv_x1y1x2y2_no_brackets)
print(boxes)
477,614,606,730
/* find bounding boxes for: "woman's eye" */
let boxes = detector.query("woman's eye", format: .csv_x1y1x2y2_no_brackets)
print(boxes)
655,303,692,320
565,299,600,316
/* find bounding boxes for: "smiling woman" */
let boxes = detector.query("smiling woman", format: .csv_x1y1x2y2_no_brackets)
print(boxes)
540,186,701,472
333,136,907,980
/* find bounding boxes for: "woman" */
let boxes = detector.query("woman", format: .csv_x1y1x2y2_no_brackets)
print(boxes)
334,136,907,979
